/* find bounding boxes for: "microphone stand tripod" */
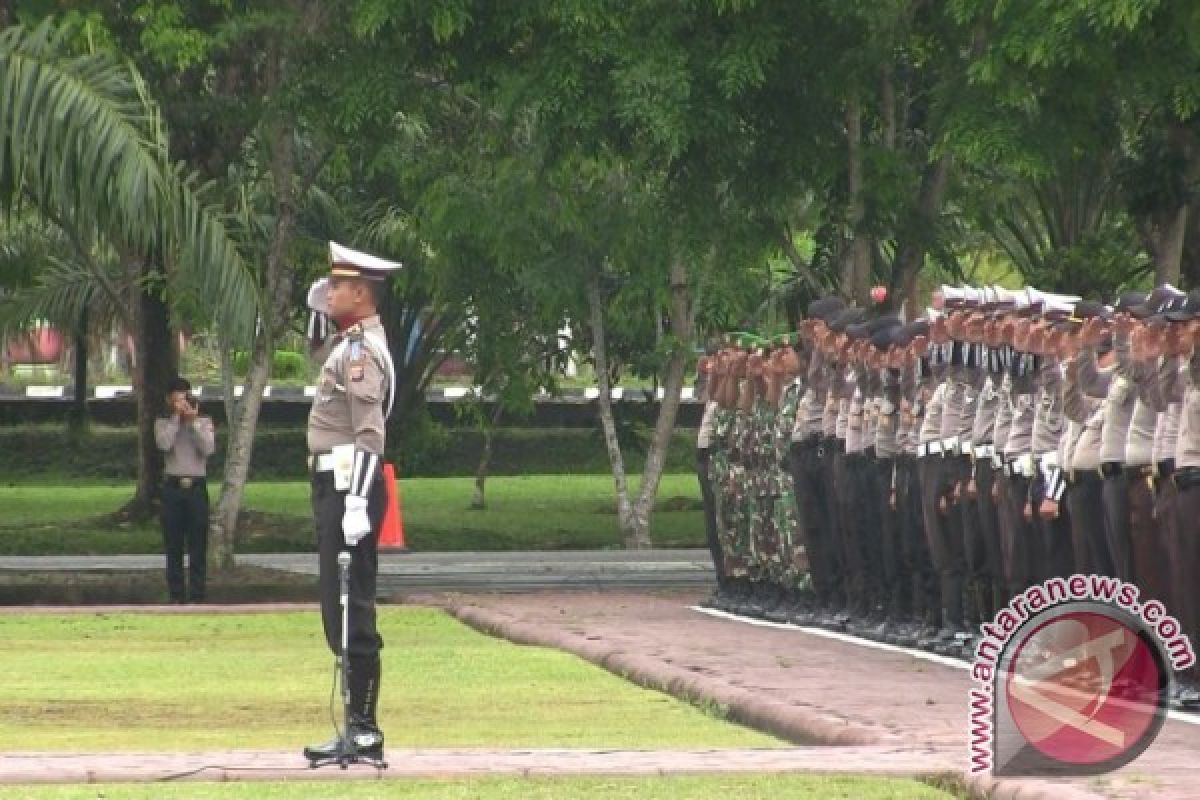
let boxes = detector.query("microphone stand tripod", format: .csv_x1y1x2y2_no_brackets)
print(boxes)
306,550,388,770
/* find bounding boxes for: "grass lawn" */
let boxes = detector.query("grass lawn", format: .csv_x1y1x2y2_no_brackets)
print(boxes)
0,474,704,555
0,607,777,752
0,776,957,799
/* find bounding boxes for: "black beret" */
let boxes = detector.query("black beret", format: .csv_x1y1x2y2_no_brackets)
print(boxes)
807,295,847,322
1130,285,1184,320
828,308,867,333
1072,300,1112,321
865,313,903,335
1165,289,1200,322
870,327,897,350
845,322,871,341
1112,291,1148,313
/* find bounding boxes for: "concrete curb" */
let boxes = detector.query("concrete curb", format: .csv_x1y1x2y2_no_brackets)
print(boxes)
449,603,892,748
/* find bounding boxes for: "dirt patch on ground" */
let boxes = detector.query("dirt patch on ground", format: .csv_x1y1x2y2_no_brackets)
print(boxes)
0,565,316,605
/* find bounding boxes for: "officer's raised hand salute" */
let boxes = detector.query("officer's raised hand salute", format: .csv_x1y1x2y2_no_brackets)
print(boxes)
303,242,400,765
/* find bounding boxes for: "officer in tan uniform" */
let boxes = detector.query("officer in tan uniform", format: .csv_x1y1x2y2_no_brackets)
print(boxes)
303,242,399,763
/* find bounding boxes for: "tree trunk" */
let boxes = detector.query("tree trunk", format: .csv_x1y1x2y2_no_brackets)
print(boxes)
470,402,504,510
125,265,176,521
218,326,239,427
586,277,640,547
67,306,88,439
629,258,692,545
1142,205,1188,287
208,82,297,571
894,154,953,317
209,327,276,570
843,99,871,304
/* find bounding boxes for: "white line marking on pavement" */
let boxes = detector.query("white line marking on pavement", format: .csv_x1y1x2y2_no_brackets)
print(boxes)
690,606,1200,727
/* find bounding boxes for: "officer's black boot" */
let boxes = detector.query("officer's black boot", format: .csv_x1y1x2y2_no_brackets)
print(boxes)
931,575,967,655
346,655,384,757
303,655,384,762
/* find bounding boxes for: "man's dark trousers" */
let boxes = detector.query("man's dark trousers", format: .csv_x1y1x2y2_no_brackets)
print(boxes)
160,477,209,602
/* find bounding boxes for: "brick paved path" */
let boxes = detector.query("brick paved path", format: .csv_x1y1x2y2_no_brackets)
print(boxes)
433,590,1200,800
0,746,956,784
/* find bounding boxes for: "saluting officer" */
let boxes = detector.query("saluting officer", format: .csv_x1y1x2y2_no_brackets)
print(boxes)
303,242,399,763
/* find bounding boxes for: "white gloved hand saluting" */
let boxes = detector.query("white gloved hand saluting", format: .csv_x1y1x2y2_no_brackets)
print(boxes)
307,278,331,315
342,495,372,546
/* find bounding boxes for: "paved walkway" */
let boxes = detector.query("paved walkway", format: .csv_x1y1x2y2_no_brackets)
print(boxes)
434,590,1200,800
0,551,716,592
0,745,956,784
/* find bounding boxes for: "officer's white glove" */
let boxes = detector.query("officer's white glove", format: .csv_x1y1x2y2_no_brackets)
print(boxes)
306,278,331,315
342,495,372,546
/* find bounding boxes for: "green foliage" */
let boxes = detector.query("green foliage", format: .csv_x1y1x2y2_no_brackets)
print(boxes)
230,350,307,381
0,474,707,554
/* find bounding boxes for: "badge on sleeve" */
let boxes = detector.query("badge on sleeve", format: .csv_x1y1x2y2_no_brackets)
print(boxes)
348,339,365,382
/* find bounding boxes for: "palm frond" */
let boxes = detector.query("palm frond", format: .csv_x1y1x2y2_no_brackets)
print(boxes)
0,20,262,345
0,253,126,336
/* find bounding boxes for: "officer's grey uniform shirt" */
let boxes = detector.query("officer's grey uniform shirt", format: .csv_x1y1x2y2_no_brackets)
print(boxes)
154,415,214,478
822,364,841,438
1092,333,1140,465
846,387,865,453
862,370,880,448
1176,353,1200,469
937,366,965,442
875,369,901,459
971,375,999,448
962,366,986,439
1069,360,1108,473
992,375,1014,456
919,381,948,445
794,353,825,442
898,363,920,455
1002,367,1037,458
307,315,390,455
1031,360,1066,457
1061,419,1084,474
1145,355,1185,466
1125,397,1159,467
835,368,854,441
697,401,719,449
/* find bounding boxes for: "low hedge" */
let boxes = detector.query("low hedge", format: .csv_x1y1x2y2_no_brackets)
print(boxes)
0,424,699,481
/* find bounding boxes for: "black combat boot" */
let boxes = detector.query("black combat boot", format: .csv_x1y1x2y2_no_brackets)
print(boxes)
303,655,384,762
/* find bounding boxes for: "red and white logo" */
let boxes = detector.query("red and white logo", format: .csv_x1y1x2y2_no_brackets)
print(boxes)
993,604,1169,775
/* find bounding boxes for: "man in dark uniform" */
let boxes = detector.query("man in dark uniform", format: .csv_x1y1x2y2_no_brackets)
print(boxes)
303,242,399,763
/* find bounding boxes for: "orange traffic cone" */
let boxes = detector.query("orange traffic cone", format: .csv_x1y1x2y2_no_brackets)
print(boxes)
378,462,407,551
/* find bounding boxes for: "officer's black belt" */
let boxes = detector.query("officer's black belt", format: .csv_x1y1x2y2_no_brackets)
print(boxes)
1173,466,1200,491
164,476,205,489
1155,459,1175,480
1099,461,1123,479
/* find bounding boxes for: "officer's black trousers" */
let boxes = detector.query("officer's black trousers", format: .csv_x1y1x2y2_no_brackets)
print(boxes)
971,460,1006,615
1070,473,1112,576
696,448,725,586
898,455,937,624
312,470,386,660
791,441,837,607
160,478,209,602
